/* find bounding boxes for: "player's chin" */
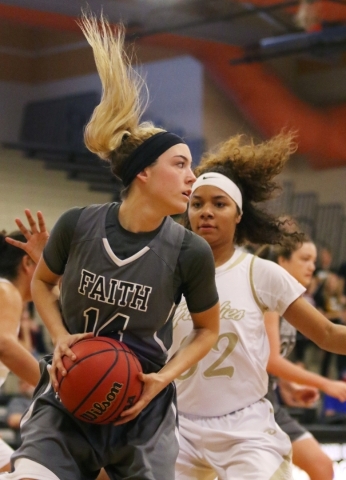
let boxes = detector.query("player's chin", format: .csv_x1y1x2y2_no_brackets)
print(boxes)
168,200,188,216
197,230,215,242
181,195,191,209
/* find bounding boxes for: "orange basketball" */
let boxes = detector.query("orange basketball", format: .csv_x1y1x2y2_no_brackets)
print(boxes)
56,337,143,424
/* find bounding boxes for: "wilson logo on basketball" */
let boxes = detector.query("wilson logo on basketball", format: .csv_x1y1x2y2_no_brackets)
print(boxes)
57,337,143,424
80,381,123,421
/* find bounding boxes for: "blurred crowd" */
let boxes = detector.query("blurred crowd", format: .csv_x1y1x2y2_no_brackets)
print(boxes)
292,245,346,417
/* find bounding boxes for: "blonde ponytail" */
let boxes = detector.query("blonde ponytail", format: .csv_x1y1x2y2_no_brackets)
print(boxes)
79,13,161,165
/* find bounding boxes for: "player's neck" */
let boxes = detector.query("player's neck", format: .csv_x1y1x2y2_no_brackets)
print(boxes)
118,200,164,233
12,275,30,303
213,243,236,268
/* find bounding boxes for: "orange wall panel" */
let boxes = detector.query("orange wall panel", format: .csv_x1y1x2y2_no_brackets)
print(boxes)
32,47,96,83
0,52,33,82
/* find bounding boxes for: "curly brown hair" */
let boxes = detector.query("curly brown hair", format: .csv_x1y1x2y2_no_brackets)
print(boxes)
186,131,300,245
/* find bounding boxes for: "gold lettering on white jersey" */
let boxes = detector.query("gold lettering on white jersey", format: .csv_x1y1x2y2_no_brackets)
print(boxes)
173,301,245,329
177,332,239,381
220,302,245,321
204,333,238,379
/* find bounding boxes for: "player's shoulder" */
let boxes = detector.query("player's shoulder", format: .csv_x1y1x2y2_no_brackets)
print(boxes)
182,228,213,254
53,204,109,234
59,203,111,217
73,202,117,226
0,280,22,308
177,230,215,284
0,279,16,294
54,206,86,227
252,254,285,275
252,255,302,289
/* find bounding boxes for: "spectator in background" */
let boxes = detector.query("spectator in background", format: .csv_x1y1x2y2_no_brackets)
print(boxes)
338,259,346,295
323,390,346,419
314,271,346,378
314,244,333,285
293,275,319,368
315,271,346,322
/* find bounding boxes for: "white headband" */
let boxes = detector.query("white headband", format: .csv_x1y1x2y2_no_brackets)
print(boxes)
191,172,243,213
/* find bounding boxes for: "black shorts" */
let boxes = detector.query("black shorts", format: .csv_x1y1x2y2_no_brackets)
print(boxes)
11,357,179,480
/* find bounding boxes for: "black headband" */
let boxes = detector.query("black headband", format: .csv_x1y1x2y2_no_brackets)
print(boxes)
120,131,186,187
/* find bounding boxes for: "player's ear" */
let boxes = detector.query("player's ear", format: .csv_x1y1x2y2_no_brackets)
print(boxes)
277,255,286,267
136,167,150,184
22,254,35,273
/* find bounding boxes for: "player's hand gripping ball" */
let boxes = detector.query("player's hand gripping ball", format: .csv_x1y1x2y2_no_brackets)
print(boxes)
56,337,143,424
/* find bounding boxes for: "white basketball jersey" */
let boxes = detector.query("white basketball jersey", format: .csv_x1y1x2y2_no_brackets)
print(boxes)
0,278,12,387
171,249,305,416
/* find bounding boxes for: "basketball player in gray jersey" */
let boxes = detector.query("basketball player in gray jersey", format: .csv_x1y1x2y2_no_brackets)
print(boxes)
1,14,219,480
44,202,216,374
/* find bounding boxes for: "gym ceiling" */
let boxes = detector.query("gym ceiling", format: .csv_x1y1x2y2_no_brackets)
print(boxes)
1,0,346,168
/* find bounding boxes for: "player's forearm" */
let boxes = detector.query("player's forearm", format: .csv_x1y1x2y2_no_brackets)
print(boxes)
268,355,327,390
160,326,218,385
7,413,22,429
161,302,220,384
31,278,67,345
285,297,346,354
0,336,40,386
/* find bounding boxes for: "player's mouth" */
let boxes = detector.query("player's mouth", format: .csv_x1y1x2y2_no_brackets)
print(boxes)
198,223,215,232
182,189,192,199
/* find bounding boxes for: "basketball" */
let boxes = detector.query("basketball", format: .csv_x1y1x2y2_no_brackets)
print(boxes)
56,337,143,424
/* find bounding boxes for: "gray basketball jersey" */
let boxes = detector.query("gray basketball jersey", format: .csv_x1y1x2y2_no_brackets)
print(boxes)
60,203,185,373
278,316,296,359
267,316,297,395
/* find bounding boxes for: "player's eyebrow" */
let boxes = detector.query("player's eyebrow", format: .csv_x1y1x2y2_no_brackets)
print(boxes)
192,194,229,199
173,155,192,166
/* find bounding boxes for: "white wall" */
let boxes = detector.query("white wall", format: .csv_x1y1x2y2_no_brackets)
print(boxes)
281,155,346,206
0,147,111,232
